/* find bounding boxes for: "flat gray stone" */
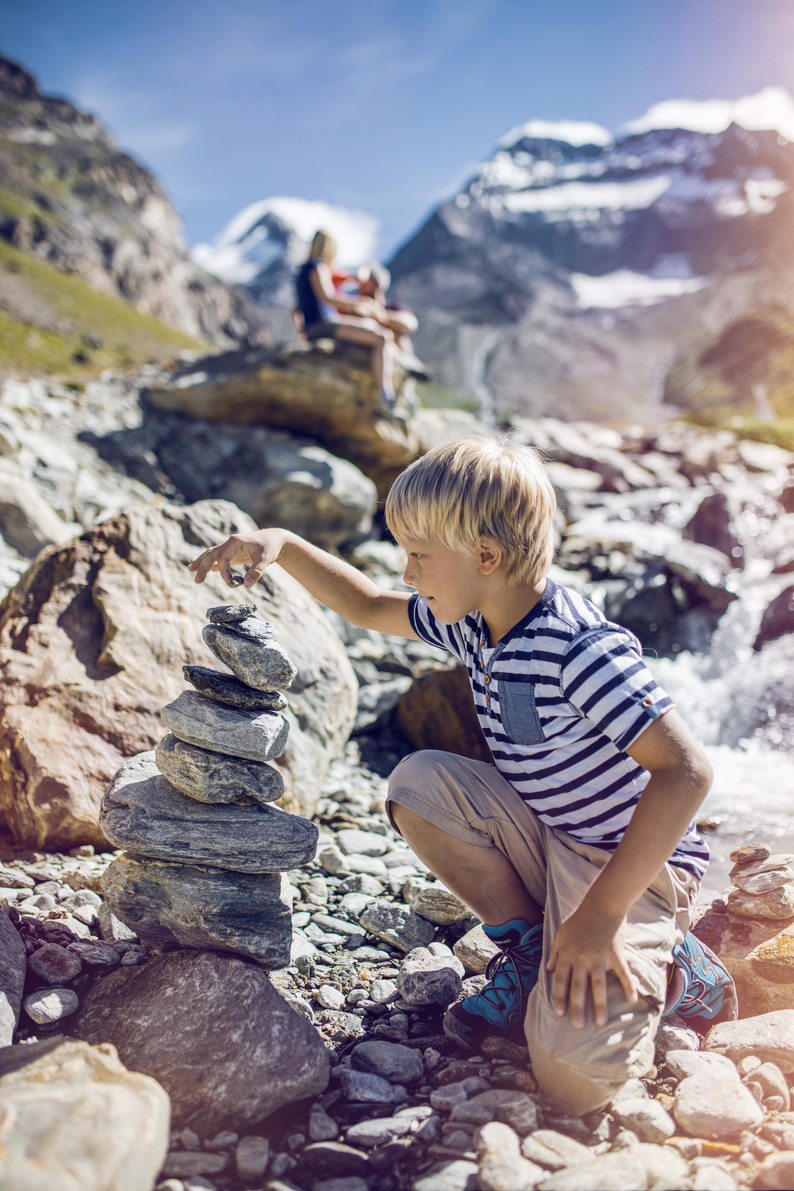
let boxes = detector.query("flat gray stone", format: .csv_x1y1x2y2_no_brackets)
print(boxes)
411,885,471,925
216,614,277,644
101,854,292,967
101,751,318,873
337,1067,396,1103
335,829,389,857
359,900,435,953
450,1089,540,1135
350,1039,424,1084
345,1116,413,1148
161,690,289,762
206,603,259,623
0,907,26,1046
202,624,296,690
155,732,284,804
70,949,330,1132
673,1071,764,1138
664,1049,739,1081
183,665,287,712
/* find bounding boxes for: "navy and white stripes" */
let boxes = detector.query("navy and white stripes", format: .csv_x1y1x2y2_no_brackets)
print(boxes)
408,579,709,879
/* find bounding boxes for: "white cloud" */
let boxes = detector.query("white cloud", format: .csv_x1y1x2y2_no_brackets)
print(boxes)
623,87,794,142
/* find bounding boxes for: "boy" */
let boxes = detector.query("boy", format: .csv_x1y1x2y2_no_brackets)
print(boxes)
188,437,736,1114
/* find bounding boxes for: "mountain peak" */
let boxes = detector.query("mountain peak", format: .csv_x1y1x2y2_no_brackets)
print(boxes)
622,86,794,141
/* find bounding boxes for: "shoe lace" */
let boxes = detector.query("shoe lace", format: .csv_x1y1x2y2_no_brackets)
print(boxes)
479,936,542,1015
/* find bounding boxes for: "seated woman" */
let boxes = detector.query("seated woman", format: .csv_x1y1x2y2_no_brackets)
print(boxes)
295,229,397,406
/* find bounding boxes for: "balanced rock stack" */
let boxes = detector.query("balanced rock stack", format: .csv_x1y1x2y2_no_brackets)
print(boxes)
98,604,319,968
726,844,794,920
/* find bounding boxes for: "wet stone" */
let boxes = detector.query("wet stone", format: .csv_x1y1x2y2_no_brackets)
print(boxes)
183,665,288,712
155,732,284,804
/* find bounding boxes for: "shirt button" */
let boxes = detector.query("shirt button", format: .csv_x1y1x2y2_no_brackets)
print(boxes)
642,696,653,707
485,693,490,703
484,675,491,685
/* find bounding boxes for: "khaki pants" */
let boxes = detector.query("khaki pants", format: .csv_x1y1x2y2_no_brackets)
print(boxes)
386,750,698,1114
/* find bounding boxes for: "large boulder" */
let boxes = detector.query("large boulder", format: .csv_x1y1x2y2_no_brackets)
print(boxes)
70,949,330,1131
145,340,420,497
695,905,794,1017
0,1036,170,1191
396,663,492,764
0,499,357,850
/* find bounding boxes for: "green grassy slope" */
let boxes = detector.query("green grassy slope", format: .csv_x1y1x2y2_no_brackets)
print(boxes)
0,239,206,382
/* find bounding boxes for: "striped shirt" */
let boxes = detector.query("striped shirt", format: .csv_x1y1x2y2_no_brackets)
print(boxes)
408,578,709,878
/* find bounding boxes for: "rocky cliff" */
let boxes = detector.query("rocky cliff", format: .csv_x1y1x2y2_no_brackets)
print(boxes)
0,56,269,349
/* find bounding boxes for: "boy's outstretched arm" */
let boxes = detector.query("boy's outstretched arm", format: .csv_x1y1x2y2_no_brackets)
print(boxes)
188,528,418,640
547,708,712,1029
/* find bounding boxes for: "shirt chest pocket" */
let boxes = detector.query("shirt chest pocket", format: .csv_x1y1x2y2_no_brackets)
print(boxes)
498,680,545,746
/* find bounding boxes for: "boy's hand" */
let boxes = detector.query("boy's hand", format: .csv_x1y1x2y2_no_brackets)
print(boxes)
546,905,637,1029
188,529,286,588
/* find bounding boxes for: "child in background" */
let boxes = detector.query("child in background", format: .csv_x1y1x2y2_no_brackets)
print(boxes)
188,436,736,1114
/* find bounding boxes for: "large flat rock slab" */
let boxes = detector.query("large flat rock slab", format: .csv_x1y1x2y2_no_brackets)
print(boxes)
70,948,331,1131
101,751,318,872
101,853,292,966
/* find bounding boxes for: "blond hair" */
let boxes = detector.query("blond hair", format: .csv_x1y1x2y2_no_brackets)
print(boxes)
386,436,556,585
308,229,337,264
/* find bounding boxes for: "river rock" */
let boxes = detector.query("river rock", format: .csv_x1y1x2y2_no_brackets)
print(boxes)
694,907,794,1015
664,1049,739,1081
206,602,260,624
23,986,80,1024
350,1039,424,1084
0,907,26,1046
101,853,292,966
0,499,356,849
183,664,287,711
70,948,330,1131
0,462,76,556
673,1070,764,1138
0,1038,170,1191
101,751,318,872
411,884,471,925
453,924,500,974
729,853,794,893
161,689,290,762
520,1128,594,1170
396,663,492,764
450,1089,540,1135
202,624,297,691
27,941,83,986
359,900,436,953
612,1096,676,1142
155,732,285,803
397,946,464,1007
704,1009,794,1072
145,339,420,499
208,612,276,643
475,1119,545,1191
756,1152,794,1190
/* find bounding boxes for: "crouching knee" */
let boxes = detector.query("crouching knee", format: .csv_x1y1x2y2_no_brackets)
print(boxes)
525,991,654,1116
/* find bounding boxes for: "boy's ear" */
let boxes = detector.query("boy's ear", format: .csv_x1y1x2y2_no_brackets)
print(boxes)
478,537,503,574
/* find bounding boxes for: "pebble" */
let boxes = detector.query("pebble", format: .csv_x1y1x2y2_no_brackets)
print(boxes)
317,985,346,1010
23,986,80,1023
337,1068,396,1103
520,1128,594,1170
351,1040,424,1085
674,1071,765,1138
234,1135,270,1181
611,1097,676,1143
27,942,83,986
345,1116,413,1148
336,829,389,857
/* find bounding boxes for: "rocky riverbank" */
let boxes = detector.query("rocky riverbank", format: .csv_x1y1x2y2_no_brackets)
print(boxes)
3,730,794,1191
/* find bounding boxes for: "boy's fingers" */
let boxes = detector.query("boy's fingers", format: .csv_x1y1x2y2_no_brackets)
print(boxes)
551,962,571,1017
568,966,589,1029
591,967,609,1026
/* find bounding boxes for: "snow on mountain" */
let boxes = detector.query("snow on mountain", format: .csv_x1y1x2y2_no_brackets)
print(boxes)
499,119,612,148
192,197,379,287
623,86,794,141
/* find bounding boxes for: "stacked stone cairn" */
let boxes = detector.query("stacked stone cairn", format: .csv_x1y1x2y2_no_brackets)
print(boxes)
99,604,318,968
726,843,794,920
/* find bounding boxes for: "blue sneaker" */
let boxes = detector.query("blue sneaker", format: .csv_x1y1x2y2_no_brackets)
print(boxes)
443,919,543,1050
664,933,738,1032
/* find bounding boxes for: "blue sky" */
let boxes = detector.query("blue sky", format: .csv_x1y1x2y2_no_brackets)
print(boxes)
3,0,794,259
